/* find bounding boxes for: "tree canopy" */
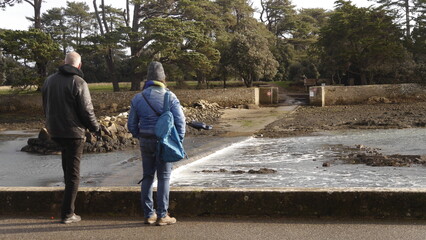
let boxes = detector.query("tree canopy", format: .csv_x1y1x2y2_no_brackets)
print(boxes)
0,0,424,89
316,0,413,84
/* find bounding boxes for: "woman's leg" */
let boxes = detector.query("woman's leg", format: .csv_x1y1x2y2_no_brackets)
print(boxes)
140,138,157,218
156,158,172,218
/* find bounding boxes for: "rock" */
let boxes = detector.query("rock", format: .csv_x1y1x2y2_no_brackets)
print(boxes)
110,103,118,112
38,128,50,141
368,96,392,104
322,162,331,167
118,112,128,117
99,103,107,110
107,123,118,135
248,168,277,174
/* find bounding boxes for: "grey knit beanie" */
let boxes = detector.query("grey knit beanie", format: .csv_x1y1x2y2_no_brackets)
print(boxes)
146,61,166,81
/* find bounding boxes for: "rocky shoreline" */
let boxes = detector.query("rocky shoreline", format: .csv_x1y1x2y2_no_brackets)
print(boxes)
322,144,426,167
19,100,224,154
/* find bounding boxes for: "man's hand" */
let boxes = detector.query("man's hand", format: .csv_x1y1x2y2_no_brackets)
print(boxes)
95,129,102,141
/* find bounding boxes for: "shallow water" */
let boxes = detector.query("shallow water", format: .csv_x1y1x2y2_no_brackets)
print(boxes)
0,131,141,187
2,129,426,188
170,128,426,188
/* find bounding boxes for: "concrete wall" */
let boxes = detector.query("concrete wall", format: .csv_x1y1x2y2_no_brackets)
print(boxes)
309,84,426,106
0,88,259,114
2,187,426,219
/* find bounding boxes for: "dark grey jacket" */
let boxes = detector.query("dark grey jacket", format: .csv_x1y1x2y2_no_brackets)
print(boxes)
42,64,99,138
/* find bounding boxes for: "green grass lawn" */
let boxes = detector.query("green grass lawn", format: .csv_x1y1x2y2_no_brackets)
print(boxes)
273,81,292,88
0,80,292,95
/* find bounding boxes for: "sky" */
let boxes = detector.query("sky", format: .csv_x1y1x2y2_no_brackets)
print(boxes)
0,0,374,30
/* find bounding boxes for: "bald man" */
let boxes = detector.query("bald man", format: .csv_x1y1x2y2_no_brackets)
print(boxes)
42,52,100,224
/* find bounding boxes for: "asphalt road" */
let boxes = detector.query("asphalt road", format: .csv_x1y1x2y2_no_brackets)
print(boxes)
1,216,426,240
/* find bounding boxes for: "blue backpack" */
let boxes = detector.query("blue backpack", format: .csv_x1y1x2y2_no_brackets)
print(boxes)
143,90,186,162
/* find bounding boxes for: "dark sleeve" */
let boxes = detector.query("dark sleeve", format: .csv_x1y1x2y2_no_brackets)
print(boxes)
41,81,47,116
75,78,100,132
127,97,140,138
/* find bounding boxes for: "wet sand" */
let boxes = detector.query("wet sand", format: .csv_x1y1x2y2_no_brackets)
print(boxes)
258,102,426,138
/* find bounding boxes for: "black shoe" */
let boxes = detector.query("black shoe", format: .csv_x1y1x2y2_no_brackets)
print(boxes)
61,214,81,224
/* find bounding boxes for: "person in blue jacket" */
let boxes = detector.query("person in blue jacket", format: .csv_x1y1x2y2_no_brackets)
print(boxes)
127,61,185,226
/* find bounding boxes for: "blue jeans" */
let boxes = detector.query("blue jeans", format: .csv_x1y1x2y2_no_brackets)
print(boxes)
139,138,172,218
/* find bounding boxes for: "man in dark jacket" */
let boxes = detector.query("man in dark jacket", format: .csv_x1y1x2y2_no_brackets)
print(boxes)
42,51,100,224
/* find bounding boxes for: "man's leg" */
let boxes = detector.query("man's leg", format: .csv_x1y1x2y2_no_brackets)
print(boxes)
59,138,84,219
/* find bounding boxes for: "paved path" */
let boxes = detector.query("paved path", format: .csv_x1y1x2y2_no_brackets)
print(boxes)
1,216,426,240
217,105,298,137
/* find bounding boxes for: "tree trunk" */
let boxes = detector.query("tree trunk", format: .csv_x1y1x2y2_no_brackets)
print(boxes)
405,0,410,38
130,3,142,91
33,0,42,29
360,72,368,85
0,49,5,85
222,72,227,88
36,61,47,89
244,75,253,87
93,0,105,35
125,0,130,27
22,0,42,29
101,0,110,33
196,71,207,88
60,19,67,55
105,48,120,92
93,0,120,92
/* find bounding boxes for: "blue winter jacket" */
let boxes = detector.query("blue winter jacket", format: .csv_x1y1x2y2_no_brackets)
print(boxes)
127,86,186,140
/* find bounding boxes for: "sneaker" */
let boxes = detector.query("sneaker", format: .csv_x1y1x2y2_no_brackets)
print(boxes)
61,214,81,224
144,213,157,224
156,215,176,226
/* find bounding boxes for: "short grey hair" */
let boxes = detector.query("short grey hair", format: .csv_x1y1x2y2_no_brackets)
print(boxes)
65,51,81,67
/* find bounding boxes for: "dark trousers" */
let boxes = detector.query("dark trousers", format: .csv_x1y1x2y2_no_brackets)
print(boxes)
53,138,85,219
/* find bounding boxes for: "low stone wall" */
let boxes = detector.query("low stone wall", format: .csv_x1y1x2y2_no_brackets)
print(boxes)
309,84,426,106
2,187,426,219
0,88,258,114
174,88,258,107
0,94,43,113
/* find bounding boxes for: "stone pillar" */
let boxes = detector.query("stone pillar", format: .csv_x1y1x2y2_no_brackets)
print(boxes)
254,87,259,106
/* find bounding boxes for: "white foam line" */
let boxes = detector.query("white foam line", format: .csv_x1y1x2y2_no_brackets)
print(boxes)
170,137,255,183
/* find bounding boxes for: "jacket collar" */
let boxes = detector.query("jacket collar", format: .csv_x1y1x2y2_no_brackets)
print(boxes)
143,80,166,90
58,64,84,78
